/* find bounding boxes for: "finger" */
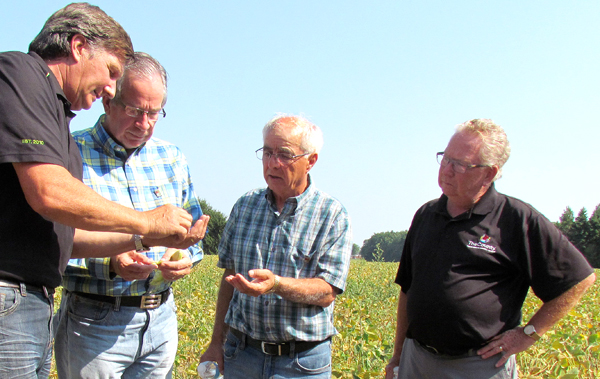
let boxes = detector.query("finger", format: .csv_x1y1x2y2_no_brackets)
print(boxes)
189,216,209,240
130,252,156,265
495,354,508,368
248,269,271,280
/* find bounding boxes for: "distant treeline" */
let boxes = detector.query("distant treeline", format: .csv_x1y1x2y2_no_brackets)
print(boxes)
555,204,600,268
357,203,600,267
199,198,600,267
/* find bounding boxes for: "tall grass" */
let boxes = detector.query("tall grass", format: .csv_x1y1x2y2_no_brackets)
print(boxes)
51,257,600,378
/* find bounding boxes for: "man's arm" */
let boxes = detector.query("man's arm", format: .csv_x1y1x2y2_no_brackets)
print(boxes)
72,215,210,258
15,162,191,238
200,268,236,371
225,269,337,308
478,272,596,367
385,290,408,379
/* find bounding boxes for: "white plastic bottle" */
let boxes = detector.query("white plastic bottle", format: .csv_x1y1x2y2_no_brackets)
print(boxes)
393,366,399,379
197,361,222,379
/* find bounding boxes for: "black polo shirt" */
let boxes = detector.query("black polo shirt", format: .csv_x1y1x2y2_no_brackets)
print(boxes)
0,51,83,289
396,184,593,355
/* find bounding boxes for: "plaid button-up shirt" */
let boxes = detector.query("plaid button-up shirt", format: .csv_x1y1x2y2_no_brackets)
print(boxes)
62,117,203,296
219,179,352,342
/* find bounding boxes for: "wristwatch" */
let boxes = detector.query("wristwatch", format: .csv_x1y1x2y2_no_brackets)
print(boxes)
266,275,281,294
133,235,150,253
523,324,541,341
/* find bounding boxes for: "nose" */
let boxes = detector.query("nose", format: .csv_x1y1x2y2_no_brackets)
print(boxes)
135,113,153,130
265,154,282,168
440,160,455,176
102,80,117,99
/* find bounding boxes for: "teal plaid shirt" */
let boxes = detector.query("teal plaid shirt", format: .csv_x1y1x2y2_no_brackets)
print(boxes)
62,117,203,296
219,178,352,342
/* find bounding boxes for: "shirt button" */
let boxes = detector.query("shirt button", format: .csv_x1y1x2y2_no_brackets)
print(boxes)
266,327,271,332
264,301,269,306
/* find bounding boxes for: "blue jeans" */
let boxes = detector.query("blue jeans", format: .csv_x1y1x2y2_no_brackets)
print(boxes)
54,290,178,379
223,331,332,379
0,281,54,379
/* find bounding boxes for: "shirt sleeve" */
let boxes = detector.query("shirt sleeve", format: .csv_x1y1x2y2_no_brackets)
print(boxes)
0,54,69,166
178,150,204,266
525,210,594,302
314,205,353,293
395,206,423,293
64,257,113,281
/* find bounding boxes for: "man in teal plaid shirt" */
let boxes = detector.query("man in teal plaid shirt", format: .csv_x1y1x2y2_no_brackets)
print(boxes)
200,114,353,378
54,52,209,378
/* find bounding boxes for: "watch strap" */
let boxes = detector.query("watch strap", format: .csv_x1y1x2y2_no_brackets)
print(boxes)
524,325,541,341
134,235,149,252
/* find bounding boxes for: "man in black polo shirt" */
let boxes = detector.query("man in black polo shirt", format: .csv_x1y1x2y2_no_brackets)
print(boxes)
0,4,198,378
385,119,595,379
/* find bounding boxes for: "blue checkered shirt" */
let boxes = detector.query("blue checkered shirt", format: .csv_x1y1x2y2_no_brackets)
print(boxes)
218,179,352,342
62,117,203,296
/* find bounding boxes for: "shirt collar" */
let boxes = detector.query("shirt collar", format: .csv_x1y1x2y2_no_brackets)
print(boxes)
436,183,500,219
29,51,76,120
265,174,316,214
91,115,142,161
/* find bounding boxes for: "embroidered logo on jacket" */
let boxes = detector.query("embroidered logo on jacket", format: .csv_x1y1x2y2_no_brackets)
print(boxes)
467,234,496,253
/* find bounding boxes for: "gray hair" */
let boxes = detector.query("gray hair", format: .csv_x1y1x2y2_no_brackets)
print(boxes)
112,52,168,107
262,114,324,154
455,118,511,181
29,2,133,63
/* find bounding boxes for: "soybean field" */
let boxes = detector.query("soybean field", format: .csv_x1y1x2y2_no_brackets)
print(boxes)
52,256,600,378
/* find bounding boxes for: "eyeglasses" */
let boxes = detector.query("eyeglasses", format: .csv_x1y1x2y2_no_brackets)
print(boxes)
436,152,489,174
115,100,166,121
255,148,309,164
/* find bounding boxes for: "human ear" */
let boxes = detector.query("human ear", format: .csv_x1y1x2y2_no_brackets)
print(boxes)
102,96,112,113
306,153,318,172
485,165,499,185
70,34,89,63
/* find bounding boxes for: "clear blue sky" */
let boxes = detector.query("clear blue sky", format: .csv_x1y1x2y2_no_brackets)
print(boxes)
3,1,599,245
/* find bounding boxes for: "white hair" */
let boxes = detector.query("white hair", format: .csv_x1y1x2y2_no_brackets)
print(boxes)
262,113,324,154
455,118,511,181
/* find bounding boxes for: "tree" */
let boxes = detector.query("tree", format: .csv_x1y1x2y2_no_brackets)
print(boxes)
571,208,590,254
555,207,575,238
352,243,361,258
555,204,600,268
584,204,600,267
360,231,407,262
198,199,228,255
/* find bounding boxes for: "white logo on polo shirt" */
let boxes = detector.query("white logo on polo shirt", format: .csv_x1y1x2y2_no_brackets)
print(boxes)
466,234,497,253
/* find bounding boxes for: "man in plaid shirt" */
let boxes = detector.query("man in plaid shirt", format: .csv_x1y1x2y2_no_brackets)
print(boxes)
54,52,209,378
200,114,353,378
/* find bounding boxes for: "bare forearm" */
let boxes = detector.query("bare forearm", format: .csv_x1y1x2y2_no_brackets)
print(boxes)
211,269,235,344
15,162,148,234
274,277,337,308
386,290,408,378
528,273,596,335
72,229,136,258
392,291,409,358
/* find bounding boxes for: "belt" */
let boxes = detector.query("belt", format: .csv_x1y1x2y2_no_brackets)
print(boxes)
0,279,54,296
413,339,478,358
230,328,328,356
72,289,170,310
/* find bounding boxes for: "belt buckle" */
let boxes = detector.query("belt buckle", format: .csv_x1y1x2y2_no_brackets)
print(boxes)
261,341,282,356
140,293,161,309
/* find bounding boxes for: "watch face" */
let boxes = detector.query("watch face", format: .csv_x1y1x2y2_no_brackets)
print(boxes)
524,325,535,335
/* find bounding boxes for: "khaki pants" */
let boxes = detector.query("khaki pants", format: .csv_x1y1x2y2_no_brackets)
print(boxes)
397,338,517,379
